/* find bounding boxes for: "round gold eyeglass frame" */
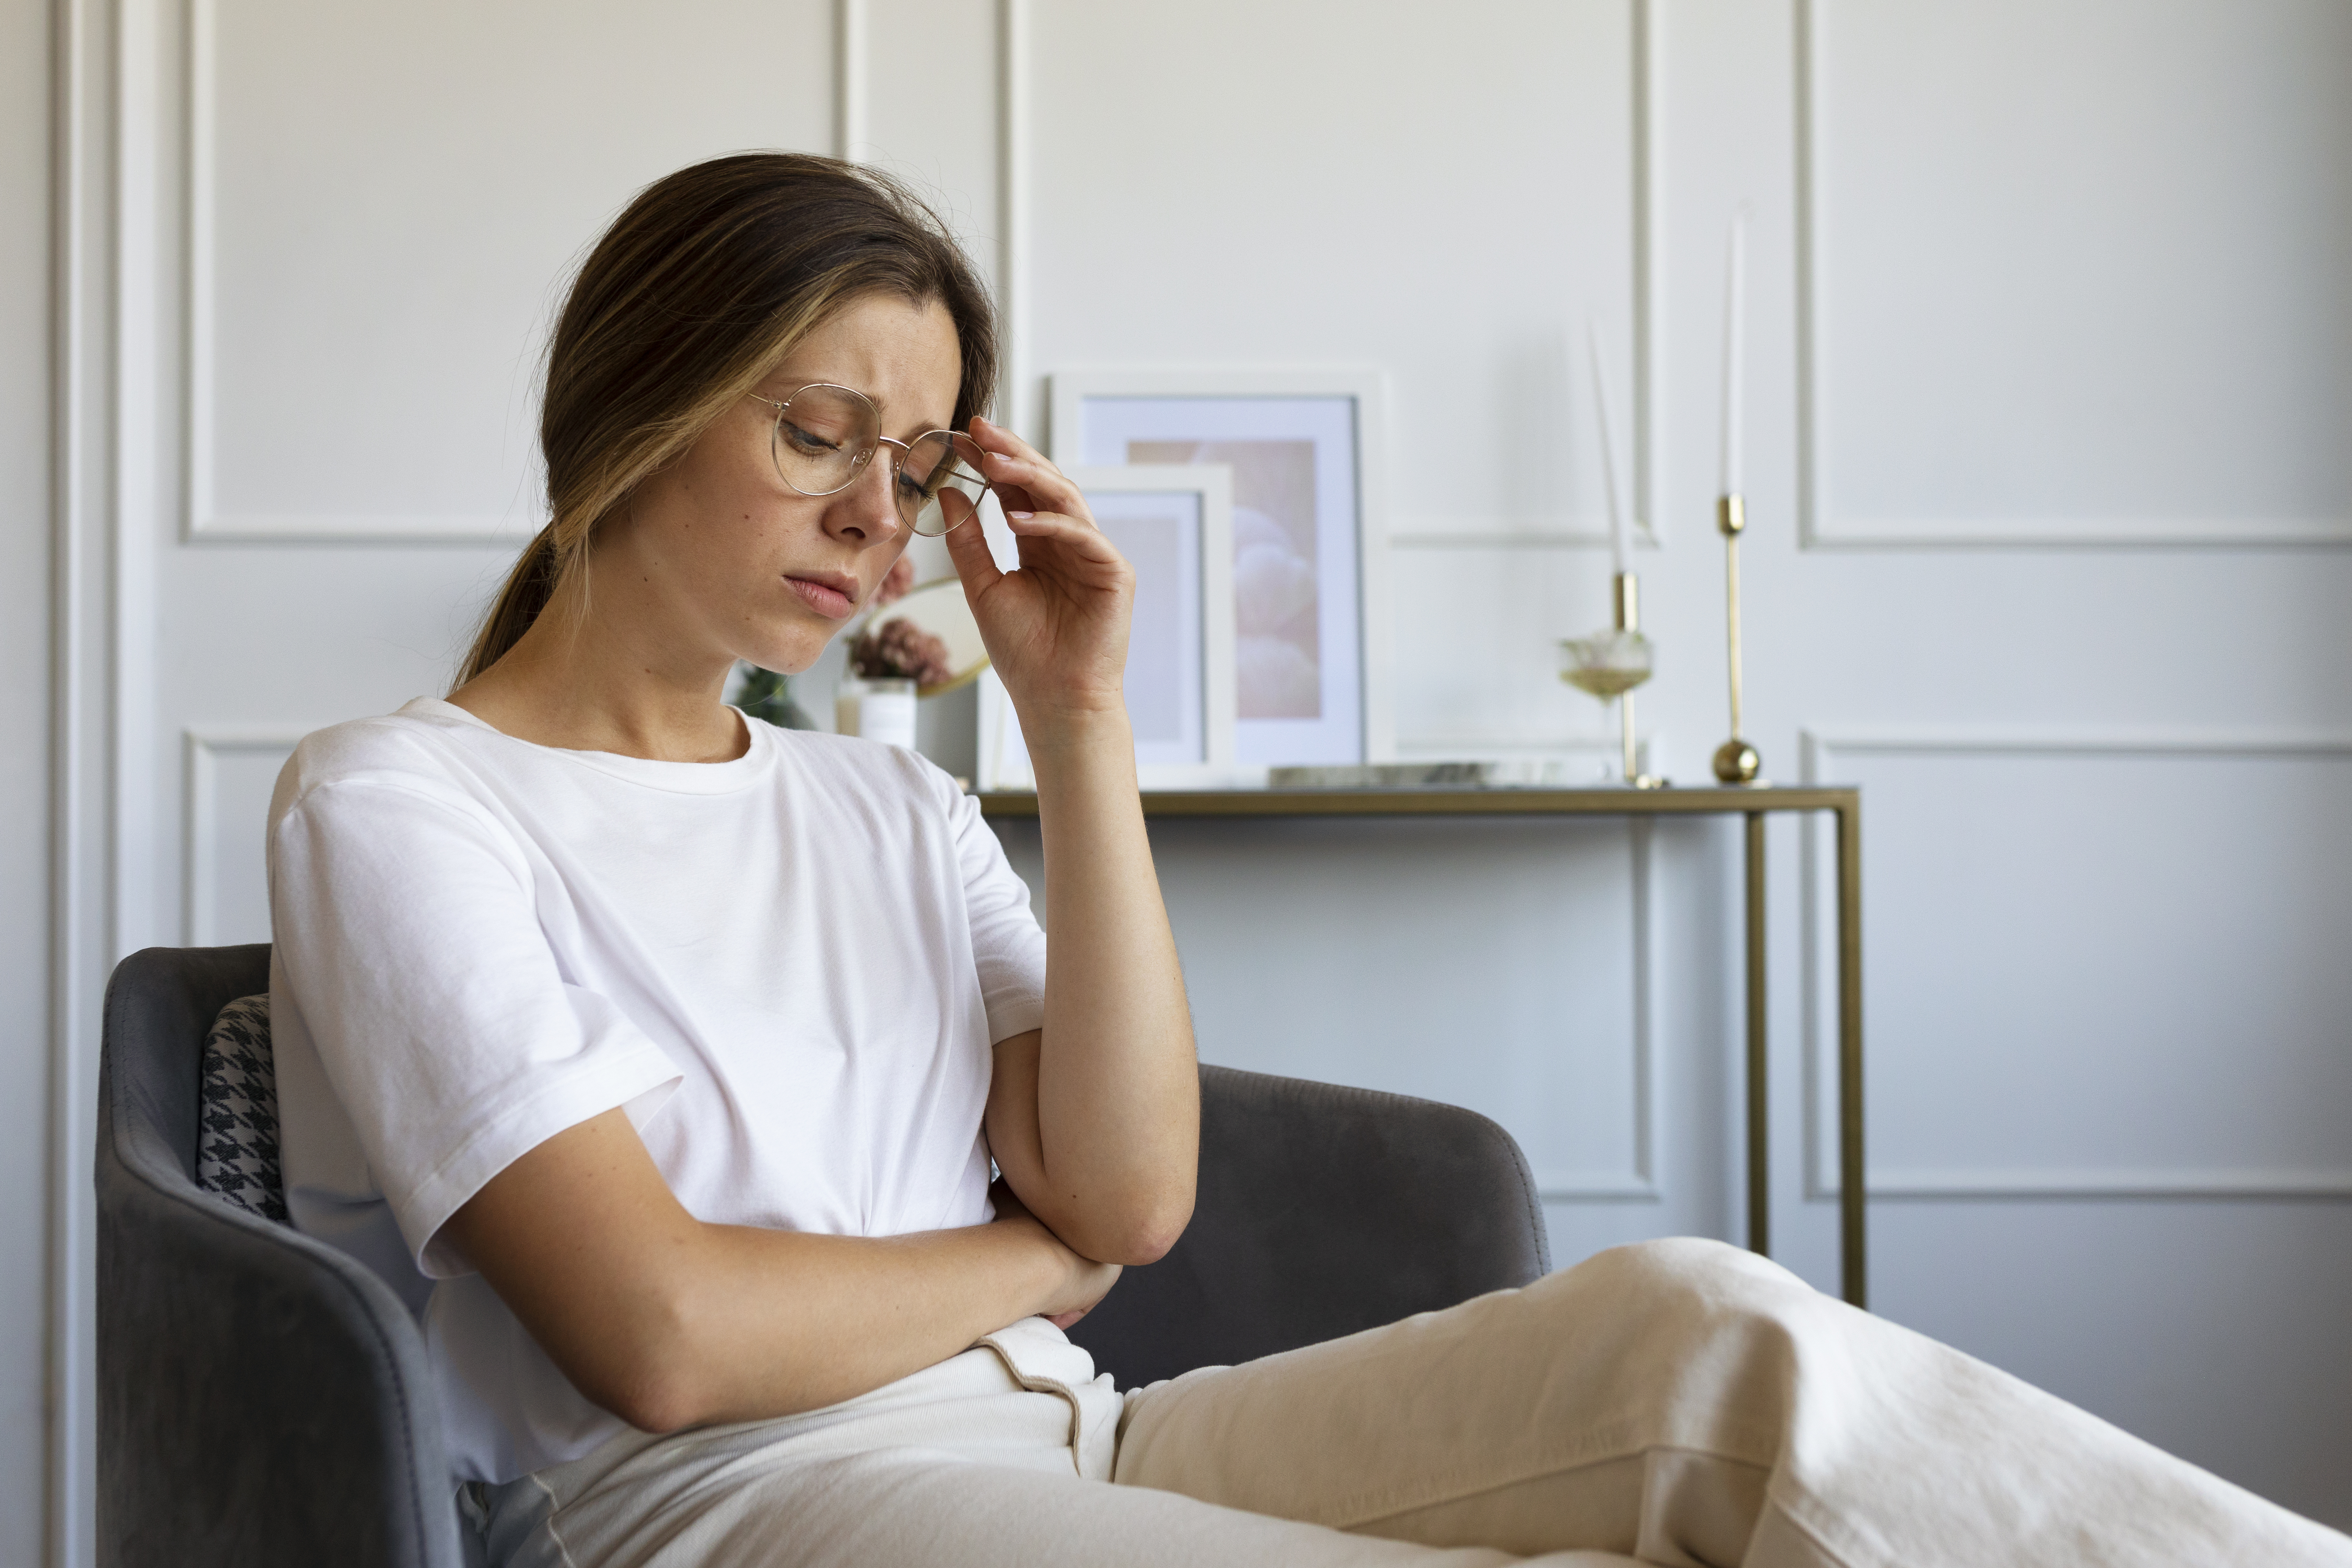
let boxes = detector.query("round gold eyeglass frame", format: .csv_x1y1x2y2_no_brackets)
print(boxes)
746,383,989,538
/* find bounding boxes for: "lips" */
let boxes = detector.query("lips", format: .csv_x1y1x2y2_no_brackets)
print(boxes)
784,573,858,619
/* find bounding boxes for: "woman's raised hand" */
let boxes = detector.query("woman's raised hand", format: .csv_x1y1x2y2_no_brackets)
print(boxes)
940,417,1131,736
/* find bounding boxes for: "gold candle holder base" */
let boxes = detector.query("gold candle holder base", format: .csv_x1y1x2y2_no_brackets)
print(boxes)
1712,738,1762,785
1615,573,1667,790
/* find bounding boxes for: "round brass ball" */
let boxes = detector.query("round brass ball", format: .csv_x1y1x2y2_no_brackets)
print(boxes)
1712,740,1762,785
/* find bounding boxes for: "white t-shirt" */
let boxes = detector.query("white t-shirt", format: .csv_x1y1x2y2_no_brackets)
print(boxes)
266,698,1048,1482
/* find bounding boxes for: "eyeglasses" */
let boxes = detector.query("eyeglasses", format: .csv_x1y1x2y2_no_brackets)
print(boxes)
747,383,988,537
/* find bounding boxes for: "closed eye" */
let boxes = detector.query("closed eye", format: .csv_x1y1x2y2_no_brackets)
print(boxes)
780,418,842,458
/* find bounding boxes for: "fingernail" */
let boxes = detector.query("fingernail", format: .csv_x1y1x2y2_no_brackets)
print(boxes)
1007,510,1034,520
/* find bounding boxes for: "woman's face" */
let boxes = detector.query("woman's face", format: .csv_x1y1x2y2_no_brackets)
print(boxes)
610,291,964,678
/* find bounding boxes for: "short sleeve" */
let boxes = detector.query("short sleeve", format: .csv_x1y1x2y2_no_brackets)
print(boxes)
269,777,681,1277
942,782,1049,1042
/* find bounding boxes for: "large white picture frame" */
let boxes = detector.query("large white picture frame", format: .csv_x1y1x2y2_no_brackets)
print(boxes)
980,465,1237,790
1049,368,1393,768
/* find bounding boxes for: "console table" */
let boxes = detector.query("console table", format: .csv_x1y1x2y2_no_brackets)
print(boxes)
981,785,1868,1308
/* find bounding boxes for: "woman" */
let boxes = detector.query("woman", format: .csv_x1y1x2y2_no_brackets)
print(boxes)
268,154,2348,1568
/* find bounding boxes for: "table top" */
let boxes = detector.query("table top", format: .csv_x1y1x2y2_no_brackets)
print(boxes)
977,784,1858,819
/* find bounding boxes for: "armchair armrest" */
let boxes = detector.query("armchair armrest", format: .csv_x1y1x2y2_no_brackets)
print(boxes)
1066,1064,1551,1388
98,945,466,1568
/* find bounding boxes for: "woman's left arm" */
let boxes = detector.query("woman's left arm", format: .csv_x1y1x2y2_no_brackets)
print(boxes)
946,417,1199,1268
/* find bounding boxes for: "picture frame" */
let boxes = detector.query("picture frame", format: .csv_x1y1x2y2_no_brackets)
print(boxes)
979,465,1238,790
1048,368,1393,769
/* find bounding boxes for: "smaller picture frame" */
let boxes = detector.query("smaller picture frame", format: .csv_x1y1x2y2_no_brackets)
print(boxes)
1049,368,1392,769
980,466,1238,791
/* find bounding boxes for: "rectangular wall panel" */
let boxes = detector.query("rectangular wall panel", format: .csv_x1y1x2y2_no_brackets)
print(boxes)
1805,733,2352,1194
193,0,838,540
1801,0,2352,545
183,732,302,947
1027,0,1646,546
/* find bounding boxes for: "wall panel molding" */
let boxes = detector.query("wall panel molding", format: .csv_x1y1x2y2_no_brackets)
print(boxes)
1367,0,1661,553
1387,528,1666,552
52,2,114,1559
1363,739,1666,1199
182,0,533,543
1113,807,1665,1205
1021,0,1660,552
1628,0,1659,551
1799,727,2352,1200
994,0,1029,433
833,0,868,163
180,727,306,945
1793,0,2352,552
1528,815,1666,1202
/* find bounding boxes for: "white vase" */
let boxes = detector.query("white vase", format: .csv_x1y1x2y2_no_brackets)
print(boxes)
837,677,918,749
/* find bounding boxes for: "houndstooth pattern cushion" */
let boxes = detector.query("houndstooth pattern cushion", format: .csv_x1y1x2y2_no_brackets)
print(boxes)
196,993,289,1224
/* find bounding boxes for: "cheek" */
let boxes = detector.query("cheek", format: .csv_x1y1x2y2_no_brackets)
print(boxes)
664,460,800,568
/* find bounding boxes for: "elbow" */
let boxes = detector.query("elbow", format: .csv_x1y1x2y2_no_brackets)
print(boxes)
1086,1187,1195,1266
1124,1193,1194,1264
596,1370,704,1438
1111,1223,1183,1267
567,1292,714,1436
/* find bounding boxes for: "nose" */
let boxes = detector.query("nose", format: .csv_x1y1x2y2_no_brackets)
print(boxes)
825,446,903,545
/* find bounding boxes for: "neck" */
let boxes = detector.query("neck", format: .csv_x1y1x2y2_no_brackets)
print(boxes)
447,562,748,764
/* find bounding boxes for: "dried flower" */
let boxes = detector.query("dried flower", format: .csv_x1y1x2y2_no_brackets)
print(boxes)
850,617,954,686
873,556,916,610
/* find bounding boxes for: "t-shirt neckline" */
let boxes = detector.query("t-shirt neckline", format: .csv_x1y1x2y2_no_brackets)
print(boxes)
398,696,775,796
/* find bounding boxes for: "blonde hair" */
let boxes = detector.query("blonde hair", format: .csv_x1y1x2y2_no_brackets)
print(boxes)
456,153,999,686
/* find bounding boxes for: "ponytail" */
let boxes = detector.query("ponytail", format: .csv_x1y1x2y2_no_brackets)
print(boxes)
455,524,564,686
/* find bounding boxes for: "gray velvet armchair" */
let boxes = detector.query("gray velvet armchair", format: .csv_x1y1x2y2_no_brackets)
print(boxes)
98,943,1552,1568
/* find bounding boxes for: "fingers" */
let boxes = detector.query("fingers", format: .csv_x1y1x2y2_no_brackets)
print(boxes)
969,416,1094,526
941,491,1005,597
1000,510,1131,582
1002,509,1118,550
968,413,1049,467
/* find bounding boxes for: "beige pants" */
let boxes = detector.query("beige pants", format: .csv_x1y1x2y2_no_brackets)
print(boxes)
479,1239,2351,1567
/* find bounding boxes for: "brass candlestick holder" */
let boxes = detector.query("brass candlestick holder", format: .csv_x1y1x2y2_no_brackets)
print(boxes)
1712,493,1763,785
1562,572,1666,788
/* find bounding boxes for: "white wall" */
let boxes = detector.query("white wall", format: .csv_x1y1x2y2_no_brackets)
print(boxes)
26,0,2352,1556
4,0,53,1558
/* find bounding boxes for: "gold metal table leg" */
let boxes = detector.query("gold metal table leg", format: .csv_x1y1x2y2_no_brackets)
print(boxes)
1837,802,1868,1308
1745,811,1769,1257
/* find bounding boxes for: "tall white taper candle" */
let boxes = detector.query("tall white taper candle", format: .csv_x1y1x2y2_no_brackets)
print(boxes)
1588,319,1629,577
1721,209,1746,496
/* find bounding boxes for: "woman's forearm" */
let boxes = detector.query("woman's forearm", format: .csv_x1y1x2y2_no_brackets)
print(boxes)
1019,709,1200,1262
446,1109,1114,1434
637,1214,1065,1428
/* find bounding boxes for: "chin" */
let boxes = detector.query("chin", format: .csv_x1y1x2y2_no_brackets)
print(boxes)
742,625,837,677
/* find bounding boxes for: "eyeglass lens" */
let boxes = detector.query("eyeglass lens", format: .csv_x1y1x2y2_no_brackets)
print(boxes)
769,385,988,537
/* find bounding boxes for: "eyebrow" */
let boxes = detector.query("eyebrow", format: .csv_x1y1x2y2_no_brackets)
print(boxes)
778,378,952,437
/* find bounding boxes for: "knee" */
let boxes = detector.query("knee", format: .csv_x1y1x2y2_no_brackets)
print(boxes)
1518,1239,1833,1396
1564,1237,1815,1321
